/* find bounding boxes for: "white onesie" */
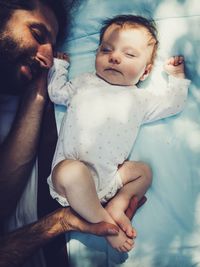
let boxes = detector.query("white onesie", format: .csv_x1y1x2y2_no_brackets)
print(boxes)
47,58,190,206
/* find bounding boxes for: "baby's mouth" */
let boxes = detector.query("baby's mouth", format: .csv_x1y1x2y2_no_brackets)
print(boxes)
104,67,122,74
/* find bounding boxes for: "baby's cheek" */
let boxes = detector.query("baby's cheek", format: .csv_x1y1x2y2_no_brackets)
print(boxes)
126,66,145,85
127,67,140,80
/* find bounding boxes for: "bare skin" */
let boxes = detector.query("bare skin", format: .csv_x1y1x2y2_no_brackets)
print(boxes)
0,208,119,267
0,4,134,267
0,2,57,219
49,52,152,252
51,159,152,252
49,50,185,252
105,161,152,239
0,71,49,218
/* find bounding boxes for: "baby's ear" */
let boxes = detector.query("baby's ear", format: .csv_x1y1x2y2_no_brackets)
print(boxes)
139,64,152,81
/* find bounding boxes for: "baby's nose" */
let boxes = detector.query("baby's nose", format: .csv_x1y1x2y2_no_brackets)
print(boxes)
109,51,121,64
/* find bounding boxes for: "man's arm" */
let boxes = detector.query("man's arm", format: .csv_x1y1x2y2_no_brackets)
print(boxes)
0,195,142,267
0,72,48,219
0,207,119,267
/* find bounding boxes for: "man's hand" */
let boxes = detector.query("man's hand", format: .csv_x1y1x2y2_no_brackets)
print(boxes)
164,56,185,79
57,195,147,237
58,207,119,236
125,195,147,220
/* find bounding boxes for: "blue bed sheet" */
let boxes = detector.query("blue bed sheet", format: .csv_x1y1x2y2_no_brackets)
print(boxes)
54,1,200,266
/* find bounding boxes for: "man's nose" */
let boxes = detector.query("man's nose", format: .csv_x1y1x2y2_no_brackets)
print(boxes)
109,51,121,64
35,43,54,69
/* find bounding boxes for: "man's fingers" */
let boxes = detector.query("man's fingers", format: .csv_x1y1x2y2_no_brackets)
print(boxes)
125,196,138,220
125,195,147,220
78,220,119,236
89,222,119,236
62,208,119,236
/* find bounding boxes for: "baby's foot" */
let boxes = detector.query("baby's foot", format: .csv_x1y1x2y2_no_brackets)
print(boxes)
106,204,136,239
106,228,134,252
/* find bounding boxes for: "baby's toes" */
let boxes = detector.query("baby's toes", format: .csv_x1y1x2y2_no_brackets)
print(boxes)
118,217,136,238
120,239,134,252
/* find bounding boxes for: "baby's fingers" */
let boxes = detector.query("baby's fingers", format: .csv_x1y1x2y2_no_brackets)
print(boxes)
173,56,184,66
164,55,185,78
167,56,184,66
54,52,70,62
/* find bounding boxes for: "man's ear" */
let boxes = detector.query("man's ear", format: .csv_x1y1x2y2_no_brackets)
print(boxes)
139,64,152,81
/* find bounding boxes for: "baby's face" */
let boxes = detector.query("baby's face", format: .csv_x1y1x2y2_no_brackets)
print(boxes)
95,24,153,86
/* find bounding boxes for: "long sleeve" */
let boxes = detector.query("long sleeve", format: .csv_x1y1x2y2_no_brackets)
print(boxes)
48,58,77,107
139,75,191,124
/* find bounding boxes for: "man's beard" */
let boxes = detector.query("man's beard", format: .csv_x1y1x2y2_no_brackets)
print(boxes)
0,35,42,95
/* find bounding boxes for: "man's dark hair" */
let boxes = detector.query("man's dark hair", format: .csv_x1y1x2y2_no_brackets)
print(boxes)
0,0,76,44
99,14,159,64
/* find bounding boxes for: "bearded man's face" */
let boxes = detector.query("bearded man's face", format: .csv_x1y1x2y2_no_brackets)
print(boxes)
0,4,58,95
0,33,42,95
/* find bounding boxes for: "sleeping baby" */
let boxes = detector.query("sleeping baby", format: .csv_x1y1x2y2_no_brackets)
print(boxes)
47,14,190,252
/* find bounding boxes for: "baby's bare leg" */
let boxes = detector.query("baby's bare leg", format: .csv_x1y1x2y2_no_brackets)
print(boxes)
106,161,152,238
52,159,134,252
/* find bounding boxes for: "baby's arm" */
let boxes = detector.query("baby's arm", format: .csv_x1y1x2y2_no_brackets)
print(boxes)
48,53,76,106
164,56,185,79
142,55,190,123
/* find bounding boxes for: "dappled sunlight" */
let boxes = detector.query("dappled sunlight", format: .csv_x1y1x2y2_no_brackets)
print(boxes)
173,119,200,152
186,196,200,265
186,0,200,14
77,92,133,130
194,195,200,226
157,19,188,59
54,1,200,266
168,236,182,251
155,0,200,18
69,88,136,156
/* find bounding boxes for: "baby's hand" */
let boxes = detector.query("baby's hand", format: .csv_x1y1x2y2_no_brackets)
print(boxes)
164,56,185,79
54,52,70,62
36,45,54,69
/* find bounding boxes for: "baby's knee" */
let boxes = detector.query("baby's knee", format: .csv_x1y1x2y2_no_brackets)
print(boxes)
52,160,89,190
